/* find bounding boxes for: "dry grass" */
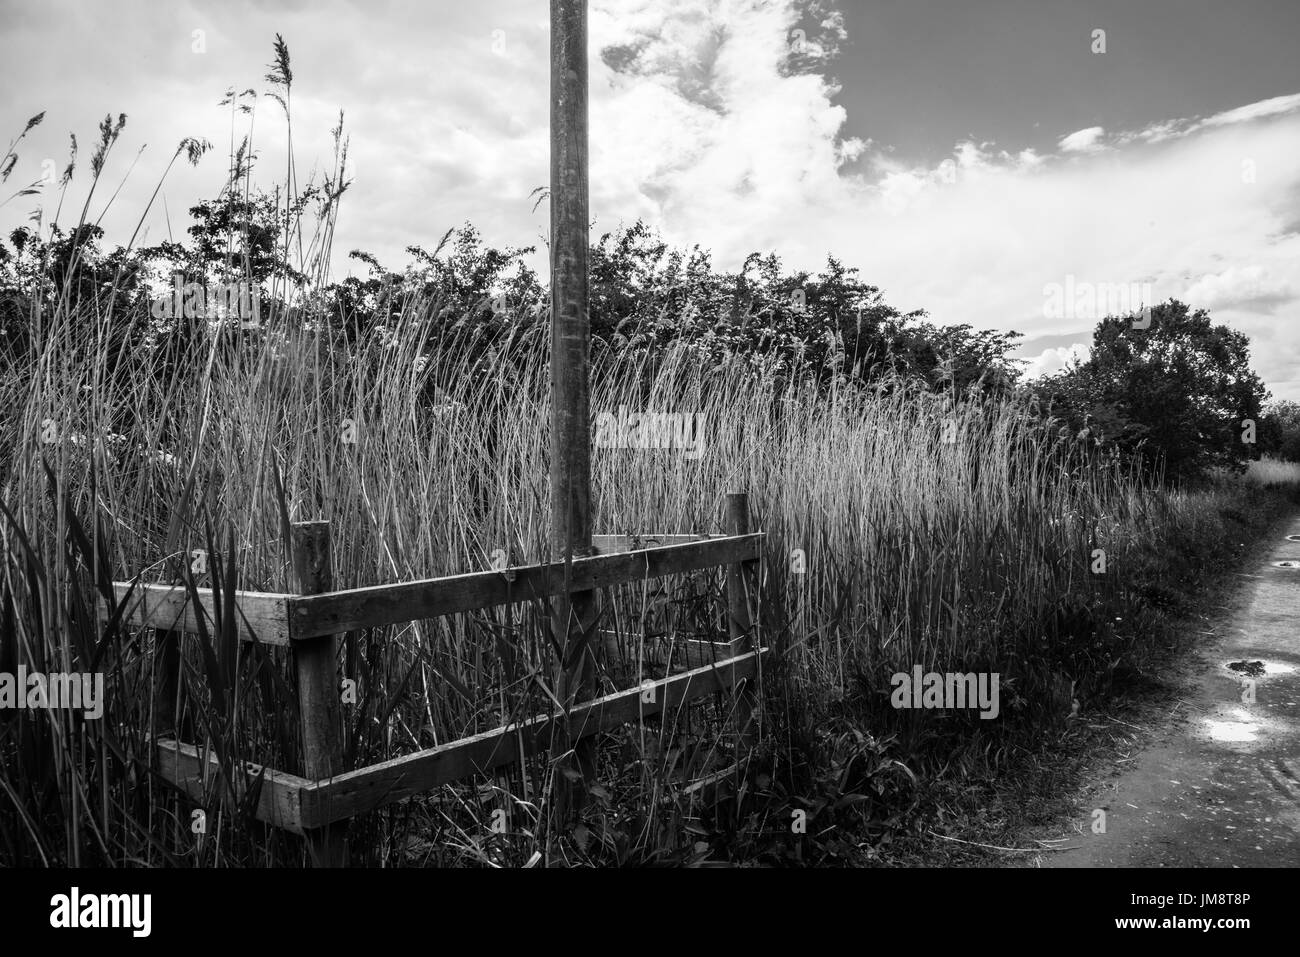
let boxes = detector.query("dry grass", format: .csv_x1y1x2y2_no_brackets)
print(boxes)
0,60,1271,866
0,288,1218,864
1245,455,1300,486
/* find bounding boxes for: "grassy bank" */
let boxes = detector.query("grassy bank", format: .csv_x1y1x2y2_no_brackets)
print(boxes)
2,289,1293,865
2,79,1294,865
896,479,1300,866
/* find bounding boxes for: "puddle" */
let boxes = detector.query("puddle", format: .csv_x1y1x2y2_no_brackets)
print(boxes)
1227,660,1266,677
1223,659,1298,678
1204,719,1260,742
1287,535,1300,543
1203,706,1264,744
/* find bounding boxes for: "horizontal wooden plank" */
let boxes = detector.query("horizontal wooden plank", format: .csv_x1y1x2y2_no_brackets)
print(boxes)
289,532,764,640
297,649,766,827
592,533,718,554
154,739,312,833
598,630,736,670
106,582,294,646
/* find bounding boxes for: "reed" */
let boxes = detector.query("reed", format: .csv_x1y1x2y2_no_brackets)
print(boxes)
0,57,1272,865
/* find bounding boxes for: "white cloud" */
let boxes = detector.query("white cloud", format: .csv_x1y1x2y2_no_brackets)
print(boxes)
1023,344,1090,380
1197,93,1300,129
584,0,860,257
1058,126,1106,153
1117,92,1300,146
1184,265,1295,312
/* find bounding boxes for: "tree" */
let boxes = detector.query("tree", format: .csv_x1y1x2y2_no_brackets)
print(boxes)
138,191,308,292
580,220,1027,394
1260,399,1300,462
1029,299,1268,483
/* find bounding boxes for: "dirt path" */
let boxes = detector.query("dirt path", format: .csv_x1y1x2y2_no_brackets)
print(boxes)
1029,515,1300,868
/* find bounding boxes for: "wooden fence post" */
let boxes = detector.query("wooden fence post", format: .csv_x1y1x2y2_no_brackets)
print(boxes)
549,0,599,822
290,520,348,866
156,551,190,743
156,629,182,736
725,493,759,752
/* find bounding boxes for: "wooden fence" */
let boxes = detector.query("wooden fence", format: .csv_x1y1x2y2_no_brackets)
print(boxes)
104,492,765,864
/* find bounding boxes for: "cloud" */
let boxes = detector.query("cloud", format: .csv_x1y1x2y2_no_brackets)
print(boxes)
1022,343,1090,380
1118,92,1300,146
1183,264,1295,313
1058,126,1105,153
581,0,866,256
1197,93,1300,129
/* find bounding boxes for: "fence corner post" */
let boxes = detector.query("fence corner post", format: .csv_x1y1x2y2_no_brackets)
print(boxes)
725,492,760,753
154,550,191,744
290,520,348,866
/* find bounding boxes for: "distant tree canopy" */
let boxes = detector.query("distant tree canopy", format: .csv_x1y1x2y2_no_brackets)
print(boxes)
582,221,1023,394
300,216,1026,396
1,195,1026,399
1260,399,1300,463
0,193,1272,487
1029,300,1269,484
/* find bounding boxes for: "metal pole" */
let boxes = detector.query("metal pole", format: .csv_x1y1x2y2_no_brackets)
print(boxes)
549,0,597,821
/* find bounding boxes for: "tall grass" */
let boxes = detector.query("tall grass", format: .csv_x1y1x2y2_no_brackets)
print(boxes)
0,272,1234,865
0,58,1278,865
1245,455,1300,487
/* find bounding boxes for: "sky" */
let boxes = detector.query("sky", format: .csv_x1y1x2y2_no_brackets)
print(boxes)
3,0,1299,397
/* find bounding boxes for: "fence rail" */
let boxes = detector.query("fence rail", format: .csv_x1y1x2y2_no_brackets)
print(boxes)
108,533,762,644
102,492,765,862
107,583,295,645
288,532,763,639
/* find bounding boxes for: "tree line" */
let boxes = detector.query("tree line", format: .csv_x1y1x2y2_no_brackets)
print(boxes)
1,194,1291,485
